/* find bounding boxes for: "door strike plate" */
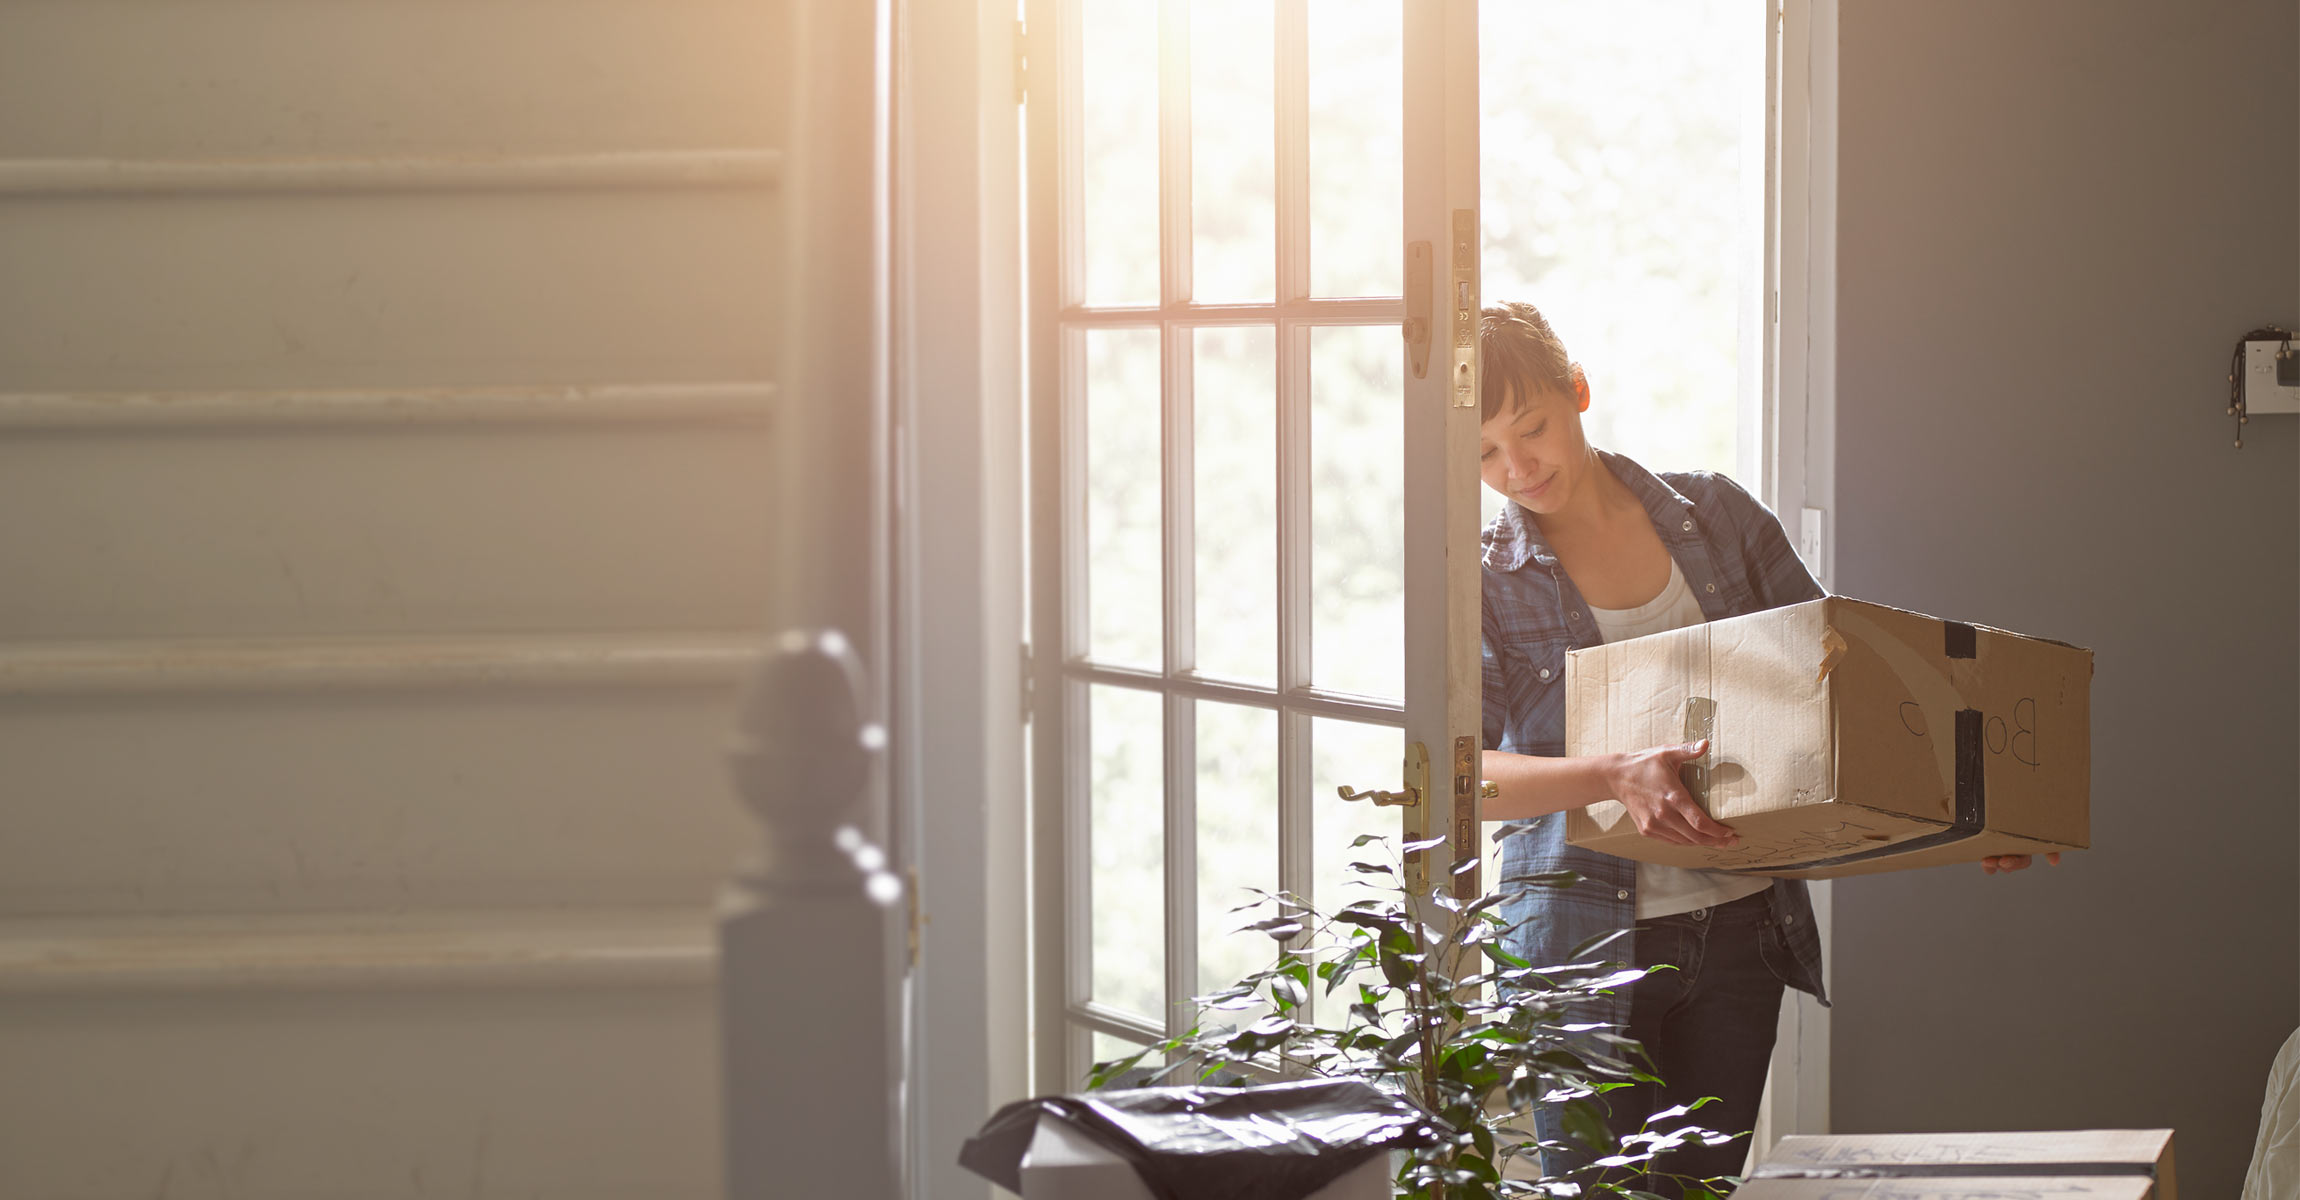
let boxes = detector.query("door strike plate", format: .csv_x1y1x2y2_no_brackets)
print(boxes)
1450,209,1478,407
1405,240,1433,379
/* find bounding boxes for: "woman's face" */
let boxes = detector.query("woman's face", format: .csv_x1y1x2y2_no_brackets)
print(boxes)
1476,379,1591,516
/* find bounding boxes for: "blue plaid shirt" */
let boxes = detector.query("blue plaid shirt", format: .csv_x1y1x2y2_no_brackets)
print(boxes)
1483,451,1829,1022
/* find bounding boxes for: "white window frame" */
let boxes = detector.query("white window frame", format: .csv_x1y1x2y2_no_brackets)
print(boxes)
1025,0,1435,1091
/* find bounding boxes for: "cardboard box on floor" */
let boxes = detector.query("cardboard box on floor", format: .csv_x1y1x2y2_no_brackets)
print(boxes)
1565,596,2091,880
1736,1181,2151,1200
1744,1129,2175,1200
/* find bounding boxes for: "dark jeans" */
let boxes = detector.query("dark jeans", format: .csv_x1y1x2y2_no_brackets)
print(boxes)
1540,889,1787,1195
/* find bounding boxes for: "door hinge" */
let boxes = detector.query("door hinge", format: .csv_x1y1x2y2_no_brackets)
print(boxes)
1019,643,1035,721
1014,19,1029,105
906,866,924,967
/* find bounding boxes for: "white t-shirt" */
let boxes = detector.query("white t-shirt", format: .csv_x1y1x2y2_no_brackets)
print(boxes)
1584,557,1772,919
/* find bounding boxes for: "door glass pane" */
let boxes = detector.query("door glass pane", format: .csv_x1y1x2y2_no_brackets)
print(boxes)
1082,0,1160,305
1308,325,1404,700
1087,329,1163,667
1309,717,1404,924
1193,326,1276,683
1189,0,1275,302
1090,1032,1154,1085
1309,717,1410,1023
1480,1,1758,475
1091,685,1166,1021
1308,0,1402,298
1196,702,1278,1027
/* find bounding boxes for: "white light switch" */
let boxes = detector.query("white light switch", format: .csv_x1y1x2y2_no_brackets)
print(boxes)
1797,507,1827,581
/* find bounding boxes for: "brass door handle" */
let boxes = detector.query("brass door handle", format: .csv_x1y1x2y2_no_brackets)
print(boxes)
1337,783,1421,808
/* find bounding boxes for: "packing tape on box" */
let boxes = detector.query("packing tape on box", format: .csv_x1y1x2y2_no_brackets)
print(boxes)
1725,706,1988,874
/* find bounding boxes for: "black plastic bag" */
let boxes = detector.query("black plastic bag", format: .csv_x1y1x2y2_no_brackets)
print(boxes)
959,1077,1444,1200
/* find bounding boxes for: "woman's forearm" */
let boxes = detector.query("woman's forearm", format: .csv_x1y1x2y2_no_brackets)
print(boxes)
1480,748,1625,822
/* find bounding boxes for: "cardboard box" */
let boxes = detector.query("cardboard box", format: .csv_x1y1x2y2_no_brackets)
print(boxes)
1735,1181,2150,1200
1565,596,2091,879
1747,1129,2175,1200
1017,1117,1392,1200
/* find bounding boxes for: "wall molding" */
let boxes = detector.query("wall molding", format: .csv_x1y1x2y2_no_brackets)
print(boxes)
0,382,776,432
0,632,761,696
0,908,714,995
0,150,782,197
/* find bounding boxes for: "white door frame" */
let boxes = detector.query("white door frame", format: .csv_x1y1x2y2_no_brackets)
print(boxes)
1398,0,1490,907
1761,0,1840,1143
887,1,1030,1197
882,0,1842,1182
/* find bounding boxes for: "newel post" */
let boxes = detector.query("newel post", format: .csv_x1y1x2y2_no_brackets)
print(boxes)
720,629,903,1199
722,0,895,1190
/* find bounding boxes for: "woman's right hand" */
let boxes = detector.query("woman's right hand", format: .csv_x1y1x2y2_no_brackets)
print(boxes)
1602,740,1739,848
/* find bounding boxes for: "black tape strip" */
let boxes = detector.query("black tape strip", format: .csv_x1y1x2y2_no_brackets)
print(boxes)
1726,709,1987,874
1944,621,1978,659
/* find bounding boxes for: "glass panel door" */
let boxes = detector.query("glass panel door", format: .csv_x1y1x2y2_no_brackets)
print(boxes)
1026,0,1484,1089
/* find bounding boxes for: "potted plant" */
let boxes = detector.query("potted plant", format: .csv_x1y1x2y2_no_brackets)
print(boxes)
1091,835,1736,1200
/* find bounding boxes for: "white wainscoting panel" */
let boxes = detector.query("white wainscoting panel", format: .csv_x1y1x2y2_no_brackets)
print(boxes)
0,429,778,639
0,0,786,159
0,0,788,1192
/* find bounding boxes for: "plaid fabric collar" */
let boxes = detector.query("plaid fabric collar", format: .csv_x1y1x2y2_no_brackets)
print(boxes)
1479,449,1703,574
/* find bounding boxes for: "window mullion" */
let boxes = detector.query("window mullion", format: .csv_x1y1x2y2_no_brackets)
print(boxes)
1275,316,1313,1016
1276,316,1313,738
1159,0,1193,309
1155,0,1198,1039
1165,328,1197,680
1270,3,1315,988
1163,691,1198,1040
1274,0,1310,304
1277,706,1312,1023
1161,321,1199,1038
1053,0,1087,312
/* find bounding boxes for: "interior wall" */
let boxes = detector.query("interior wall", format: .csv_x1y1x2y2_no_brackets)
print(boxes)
1829,3,2299,1196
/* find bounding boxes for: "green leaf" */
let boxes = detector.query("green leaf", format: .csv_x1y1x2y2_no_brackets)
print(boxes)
1223,888,1274,913
1084,1044,1153,1090
1481,942,1533,969
1568,927,1636,960
1559,1098,1610,1150
1240,914,1305,939
1500,869,1583,890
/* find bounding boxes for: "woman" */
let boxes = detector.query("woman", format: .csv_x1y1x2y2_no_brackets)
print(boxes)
1474,300,2046,1191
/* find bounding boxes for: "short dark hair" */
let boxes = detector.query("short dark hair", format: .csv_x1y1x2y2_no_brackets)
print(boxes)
1479,300,1576,423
